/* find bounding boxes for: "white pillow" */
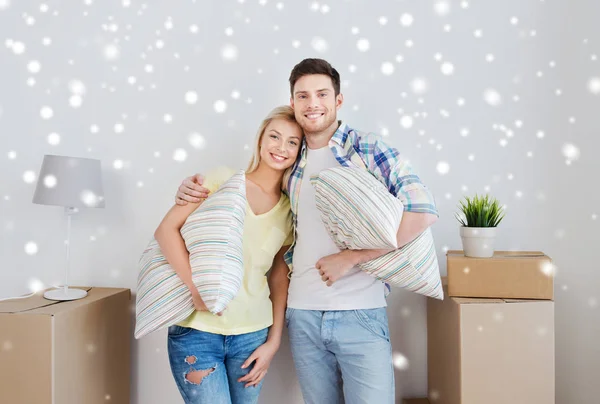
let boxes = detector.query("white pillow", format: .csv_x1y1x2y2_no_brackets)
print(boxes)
135,171,246,339
310,167,402,250
310,167,443,300
358,228,443,300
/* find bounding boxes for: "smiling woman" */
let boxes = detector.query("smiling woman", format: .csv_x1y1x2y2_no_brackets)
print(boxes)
246,106,303,193
145,105,303,404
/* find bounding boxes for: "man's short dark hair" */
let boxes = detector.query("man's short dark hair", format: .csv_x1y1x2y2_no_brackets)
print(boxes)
289,58,341,97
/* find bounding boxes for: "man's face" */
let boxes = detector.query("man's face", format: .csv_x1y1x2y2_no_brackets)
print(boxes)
290,74,343,136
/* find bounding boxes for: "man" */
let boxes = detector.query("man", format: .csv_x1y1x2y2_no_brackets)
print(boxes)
175,58,438,404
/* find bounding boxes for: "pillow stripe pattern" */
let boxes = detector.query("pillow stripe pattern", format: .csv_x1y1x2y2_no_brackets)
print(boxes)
135,239,196,339
310,167,443,300
358,228,443,300
310,167,402,250
183,189,245,313
135,171,246,339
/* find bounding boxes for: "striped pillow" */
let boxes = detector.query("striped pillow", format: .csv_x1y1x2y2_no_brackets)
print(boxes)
358,228,443,300
310,167,443,300
310,167,402,250
134,171,246,339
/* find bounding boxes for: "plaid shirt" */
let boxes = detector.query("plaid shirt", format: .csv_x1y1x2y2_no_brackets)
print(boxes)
283,121,439,269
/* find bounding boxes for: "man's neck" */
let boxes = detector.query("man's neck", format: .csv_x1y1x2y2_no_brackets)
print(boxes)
305,121,340,150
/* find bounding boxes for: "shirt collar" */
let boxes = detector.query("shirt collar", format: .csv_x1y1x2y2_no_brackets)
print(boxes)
329,121,349,147
297,121,350,168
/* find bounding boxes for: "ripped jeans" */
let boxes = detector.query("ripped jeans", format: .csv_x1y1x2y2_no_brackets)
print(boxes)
167,325,269,404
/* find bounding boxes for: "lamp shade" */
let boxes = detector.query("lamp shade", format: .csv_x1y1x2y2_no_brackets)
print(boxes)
32,155,105,209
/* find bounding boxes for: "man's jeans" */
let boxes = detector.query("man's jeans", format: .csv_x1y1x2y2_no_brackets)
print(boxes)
286,308,395,404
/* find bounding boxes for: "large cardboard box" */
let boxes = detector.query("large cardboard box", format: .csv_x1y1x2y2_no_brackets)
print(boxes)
427,284,555,404
0,287,131,404
447,250,554,300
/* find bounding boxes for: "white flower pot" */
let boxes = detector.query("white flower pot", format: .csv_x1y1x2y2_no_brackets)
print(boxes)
460,227,497,258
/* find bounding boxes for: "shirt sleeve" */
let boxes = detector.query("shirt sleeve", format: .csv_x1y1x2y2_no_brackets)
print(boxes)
282,197,294,246
361,134,439,216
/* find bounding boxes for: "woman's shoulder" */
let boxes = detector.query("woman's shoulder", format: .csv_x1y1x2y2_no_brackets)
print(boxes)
203,166,239,193
277,193,292,226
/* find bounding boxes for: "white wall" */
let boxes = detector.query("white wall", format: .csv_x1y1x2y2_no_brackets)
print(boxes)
1,1,599,403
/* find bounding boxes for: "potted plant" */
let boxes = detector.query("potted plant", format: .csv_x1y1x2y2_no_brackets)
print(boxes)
455,194,505,258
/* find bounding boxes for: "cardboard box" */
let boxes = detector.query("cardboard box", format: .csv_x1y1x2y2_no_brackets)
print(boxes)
0,287,131,404
447,250,554,300
402,398,430,404
427,283,555,404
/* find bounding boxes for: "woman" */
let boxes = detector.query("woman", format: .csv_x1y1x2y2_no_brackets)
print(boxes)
154,106,302,404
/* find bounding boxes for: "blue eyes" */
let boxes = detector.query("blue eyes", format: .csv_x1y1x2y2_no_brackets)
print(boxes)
270,134,298,147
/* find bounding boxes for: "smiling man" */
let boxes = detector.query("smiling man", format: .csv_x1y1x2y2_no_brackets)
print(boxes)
175,58,438,404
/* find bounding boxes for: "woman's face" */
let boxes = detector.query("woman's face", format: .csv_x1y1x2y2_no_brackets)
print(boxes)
258,119,303,171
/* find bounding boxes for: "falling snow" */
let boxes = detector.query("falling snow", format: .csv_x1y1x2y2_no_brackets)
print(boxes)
214,100,227,113
400,116,414,129
40,106,53,119
189,133,206,149
356,38,370,52
311,37,328,53
436,161,450,175
483,89,502,106
221,44,238,61
400,13,414,27
392,352,410,370
1,3,598,399
173,149,188,162
23,171,36,184
410,78,429,94
24,242,38,255
588,77,600,94
440,62,454,75
381,62,394,75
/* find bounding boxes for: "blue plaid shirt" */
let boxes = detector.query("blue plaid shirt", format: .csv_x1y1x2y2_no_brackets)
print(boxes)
284,121,438,269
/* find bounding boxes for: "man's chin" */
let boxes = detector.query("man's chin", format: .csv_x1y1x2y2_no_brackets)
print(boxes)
302,120,330,133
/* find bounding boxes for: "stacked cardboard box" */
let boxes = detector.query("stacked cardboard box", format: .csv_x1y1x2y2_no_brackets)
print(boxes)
427,251,555,404
0,287,131,404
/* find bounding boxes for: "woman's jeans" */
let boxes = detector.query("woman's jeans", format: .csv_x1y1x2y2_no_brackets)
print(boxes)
167,326,268,404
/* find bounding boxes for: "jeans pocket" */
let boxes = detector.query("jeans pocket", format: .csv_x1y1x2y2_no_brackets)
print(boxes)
353,309,390,342
168,325,193,338
285,307,296,328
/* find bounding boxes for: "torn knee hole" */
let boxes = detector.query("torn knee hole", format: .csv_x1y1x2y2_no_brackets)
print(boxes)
185,355,197,365
185,368,215,385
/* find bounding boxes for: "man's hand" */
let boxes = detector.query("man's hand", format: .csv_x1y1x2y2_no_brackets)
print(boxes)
315,250,357,286
238,340,280,388
175,174,210,206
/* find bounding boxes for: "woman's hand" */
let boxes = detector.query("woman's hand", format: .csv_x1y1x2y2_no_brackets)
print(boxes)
238,340,280,388
190,289,209,312
189,287,224,316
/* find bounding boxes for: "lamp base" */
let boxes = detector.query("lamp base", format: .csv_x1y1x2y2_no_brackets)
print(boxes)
44,287,88,301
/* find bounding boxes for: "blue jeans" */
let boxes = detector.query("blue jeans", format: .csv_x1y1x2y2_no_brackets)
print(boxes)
286,308,394,404
167,326,268,404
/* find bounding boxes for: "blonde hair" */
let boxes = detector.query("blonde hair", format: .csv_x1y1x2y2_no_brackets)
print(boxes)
246,105,301,192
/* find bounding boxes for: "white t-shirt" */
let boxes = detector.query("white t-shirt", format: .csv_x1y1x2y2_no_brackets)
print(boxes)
287,145,387,310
